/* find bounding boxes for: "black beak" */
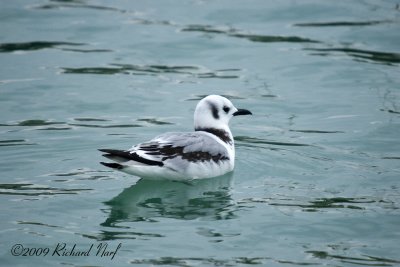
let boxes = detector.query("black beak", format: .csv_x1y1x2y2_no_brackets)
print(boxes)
233,108,252,116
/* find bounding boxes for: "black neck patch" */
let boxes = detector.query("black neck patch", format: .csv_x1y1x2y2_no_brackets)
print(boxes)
195,127,232,144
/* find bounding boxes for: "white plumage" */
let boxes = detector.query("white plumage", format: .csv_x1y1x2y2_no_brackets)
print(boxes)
99,95,252,181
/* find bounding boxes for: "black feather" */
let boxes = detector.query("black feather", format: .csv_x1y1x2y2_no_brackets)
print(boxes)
100,162,124,169
99,148,163,166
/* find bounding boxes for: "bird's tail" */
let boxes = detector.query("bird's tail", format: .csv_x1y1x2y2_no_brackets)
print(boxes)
100,162,123,169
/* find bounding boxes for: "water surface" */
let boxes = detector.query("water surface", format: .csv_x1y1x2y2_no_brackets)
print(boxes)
1,0,399,266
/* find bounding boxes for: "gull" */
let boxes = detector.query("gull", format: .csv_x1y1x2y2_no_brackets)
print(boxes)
99,95,252,181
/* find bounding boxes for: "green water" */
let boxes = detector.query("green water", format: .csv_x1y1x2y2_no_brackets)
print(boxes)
1,1,399,266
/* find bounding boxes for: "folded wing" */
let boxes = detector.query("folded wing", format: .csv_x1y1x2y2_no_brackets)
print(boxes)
100,131,230,171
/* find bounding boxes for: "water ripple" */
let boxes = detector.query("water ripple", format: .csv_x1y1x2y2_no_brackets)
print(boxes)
307,250,400,266
380,108,400,115
82,230,164,241
128,18,176,26
182,24,320,43
60,48,112,53
48,168,111,182
0,183,92,196
294,20,393,27
0,139,36,147
16,221,61,229
0,41,84,52
239,196,395,211
0,118,146,130
290,129,344,134
382,156,400,160
305,47,400,65
0,119,71,131
61,64,241,78
137,118,174,125
0,119,64,126
230,33,320,43
73,118,110,122
235,136,311,147
31,1,127,13
68,123,142,128
130,256,317,267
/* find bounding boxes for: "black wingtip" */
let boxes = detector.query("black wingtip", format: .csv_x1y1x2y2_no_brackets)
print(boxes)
100,162,124,170
99,148,115,153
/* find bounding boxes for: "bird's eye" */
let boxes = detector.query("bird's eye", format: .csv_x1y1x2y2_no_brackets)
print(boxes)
223,106,230,113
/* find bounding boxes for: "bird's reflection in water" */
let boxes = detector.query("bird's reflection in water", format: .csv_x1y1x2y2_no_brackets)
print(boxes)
101,173,235,226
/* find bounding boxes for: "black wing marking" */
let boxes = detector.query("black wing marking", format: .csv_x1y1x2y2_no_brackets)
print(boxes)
138,142,229,163
100,162,123,169
99,149,163,166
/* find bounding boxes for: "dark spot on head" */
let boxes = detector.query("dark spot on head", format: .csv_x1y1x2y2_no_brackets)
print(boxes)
223,106,230,113
208,101,219,119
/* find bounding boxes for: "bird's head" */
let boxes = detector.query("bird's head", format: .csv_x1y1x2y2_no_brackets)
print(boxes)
194,95,252,131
